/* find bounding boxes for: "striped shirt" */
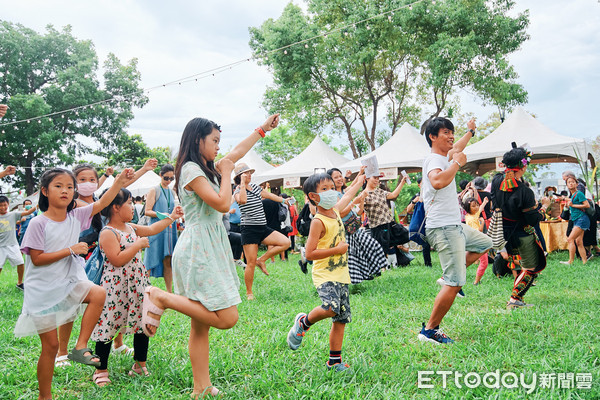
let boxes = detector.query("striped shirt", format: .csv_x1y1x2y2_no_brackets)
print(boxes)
234,183,267,226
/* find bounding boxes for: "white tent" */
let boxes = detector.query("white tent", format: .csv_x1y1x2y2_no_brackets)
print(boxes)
253,136,350,186
233,149,274,183
94,175,114,197
340,122,429,173
124,171,174,197
463,107,591,174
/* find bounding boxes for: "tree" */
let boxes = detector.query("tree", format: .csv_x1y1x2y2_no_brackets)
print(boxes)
100,133,173,174
250,0,529,153
0,22,147,194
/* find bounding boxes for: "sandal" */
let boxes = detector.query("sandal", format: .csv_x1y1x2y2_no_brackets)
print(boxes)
142,286,164,337
128,363,150,377
113,344,134,356
54,354,71,368
92,370,111,387
67,347,101,367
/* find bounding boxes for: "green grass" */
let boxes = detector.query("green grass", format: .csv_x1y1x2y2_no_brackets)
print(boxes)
1,251,599,399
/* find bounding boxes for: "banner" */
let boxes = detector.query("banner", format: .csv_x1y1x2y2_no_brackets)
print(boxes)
284,176,301,188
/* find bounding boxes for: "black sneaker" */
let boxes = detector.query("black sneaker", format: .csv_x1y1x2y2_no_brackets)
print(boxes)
16,283,24,291
298,260,308,274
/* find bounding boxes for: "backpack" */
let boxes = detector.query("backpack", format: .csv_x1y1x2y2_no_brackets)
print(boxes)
296,203,312,237
139,186,162,225
84,227,120,285
408,201,426,246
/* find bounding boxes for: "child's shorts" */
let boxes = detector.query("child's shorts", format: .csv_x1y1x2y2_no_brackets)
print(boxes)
316,281,351,324
0,244,24,268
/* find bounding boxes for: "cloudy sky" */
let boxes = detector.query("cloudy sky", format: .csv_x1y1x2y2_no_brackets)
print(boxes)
2,0,600,159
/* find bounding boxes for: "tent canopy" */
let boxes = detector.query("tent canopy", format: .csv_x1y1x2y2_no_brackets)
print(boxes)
233,149,273,183
124,171,174,197
340,122,429,173
254,136,349,186
463,107,591,174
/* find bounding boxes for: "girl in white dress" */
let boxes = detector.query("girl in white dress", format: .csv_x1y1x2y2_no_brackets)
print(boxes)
15,167,134,400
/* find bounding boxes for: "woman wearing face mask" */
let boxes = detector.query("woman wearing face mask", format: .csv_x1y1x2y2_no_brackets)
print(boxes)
362,174,408,266
327,168,387,283
143,164,179,294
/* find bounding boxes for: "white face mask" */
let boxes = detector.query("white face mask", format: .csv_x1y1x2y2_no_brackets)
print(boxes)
315,189,339,210
77,182,97,197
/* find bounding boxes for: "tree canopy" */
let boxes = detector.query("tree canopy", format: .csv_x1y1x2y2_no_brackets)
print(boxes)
0,22,148,194
249,0,529,157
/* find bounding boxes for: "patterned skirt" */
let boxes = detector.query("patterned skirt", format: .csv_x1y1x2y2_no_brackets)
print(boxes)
347,229,387,284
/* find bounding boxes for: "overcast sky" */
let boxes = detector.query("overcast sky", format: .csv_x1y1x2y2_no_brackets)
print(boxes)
2,0,599,160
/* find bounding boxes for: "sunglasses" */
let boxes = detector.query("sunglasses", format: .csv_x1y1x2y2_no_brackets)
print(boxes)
163,177,175,182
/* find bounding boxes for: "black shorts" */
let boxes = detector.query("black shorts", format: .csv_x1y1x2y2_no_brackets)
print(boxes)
241,224,275,245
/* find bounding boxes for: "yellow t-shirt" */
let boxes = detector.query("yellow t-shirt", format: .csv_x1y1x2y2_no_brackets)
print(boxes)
465,211,481,231
311,209,350,288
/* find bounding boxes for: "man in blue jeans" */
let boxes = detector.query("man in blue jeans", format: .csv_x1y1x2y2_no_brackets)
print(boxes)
418,117,492,344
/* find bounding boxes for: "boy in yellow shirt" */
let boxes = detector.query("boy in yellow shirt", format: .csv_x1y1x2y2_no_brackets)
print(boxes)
286,172,364,371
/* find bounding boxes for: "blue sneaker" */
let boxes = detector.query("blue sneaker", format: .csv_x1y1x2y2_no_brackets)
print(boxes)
417,323,455,344
286,313,307,350
457,289,465,298
326,361,351,372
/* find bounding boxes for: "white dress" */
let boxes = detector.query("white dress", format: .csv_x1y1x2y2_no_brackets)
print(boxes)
14,204,95,337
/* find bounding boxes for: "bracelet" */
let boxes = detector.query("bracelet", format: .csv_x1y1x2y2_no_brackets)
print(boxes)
468,129,475,135
167,216,176,222
452,159,462,168
255,127,266,138
103,173,109,177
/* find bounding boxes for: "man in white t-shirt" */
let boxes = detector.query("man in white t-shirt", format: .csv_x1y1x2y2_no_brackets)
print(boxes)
418,117,492,344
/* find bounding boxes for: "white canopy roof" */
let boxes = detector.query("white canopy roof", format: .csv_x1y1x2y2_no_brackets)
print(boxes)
463,107,590,174
254,136,350,184
340,122,429,172
233,149,274,184
125,170,175,197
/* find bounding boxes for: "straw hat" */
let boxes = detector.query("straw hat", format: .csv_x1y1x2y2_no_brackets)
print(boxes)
233,163,255,178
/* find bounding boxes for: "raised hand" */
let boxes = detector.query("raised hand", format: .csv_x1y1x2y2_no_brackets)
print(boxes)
215,158,234,176
105,167,114,176
115,168,136,187
143,158,158,171
261,114,280,132
170,205,184,220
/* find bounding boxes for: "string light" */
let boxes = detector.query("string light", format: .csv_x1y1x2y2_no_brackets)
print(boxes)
0,0,427,128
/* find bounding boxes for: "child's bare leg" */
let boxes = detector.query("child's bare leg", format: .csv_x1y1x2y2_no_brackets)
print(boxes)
17,263,24,285
145,287,238,335
307,306,336,324
163,256,173,293
330,322,346,352
74,285,105,361
38,330,59,400
113,332,124,349
57,322,73,358
189,319,211,396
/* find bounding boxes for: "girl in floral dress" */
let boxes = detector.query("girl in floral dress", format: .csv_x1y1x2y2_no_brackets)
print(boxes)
90,188,183,386
140,114,280,398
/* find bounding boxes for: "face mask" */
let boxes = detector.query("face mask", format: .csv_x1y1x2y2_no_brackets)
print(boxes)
315,189,338,210
77,182,97,197
24,205,32,210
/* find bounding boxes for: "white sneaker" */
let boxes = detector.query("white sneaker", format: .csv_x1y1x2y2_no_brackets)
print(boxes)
300,247,307,263
235,259,246,268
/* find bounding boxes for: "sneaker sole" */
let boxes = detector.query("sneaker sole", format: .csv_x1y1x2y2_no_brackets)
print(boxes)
286,313,305,350
418,333,442,345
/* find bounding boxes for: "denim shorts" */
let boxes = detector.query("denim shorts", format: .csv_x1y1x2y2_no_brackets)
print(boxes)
572,215,590,231
316,281,351,324
426,224,492,286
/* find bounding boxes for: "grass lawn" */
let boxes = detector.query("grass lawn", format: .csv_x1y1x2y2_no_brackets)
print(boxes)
0,250,599,399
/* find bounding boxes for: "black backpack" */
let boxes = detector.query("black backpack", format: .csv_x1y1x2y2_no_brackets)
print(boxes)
296,203,312,237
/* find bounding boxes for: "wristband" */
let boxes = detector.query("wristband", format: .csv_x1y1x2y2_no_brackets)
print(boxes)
255,127,266,138
103,173,109,177
452,159,462,168
468,129,475,135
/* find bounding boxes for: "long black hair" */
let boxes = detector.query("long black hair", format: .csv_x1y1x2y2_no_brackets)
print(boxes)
38,168,78,212
174,118,221,196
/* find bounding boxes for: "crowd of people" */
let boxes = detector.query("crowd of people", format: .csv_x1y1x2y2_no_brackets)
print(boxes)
0,102,594,399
